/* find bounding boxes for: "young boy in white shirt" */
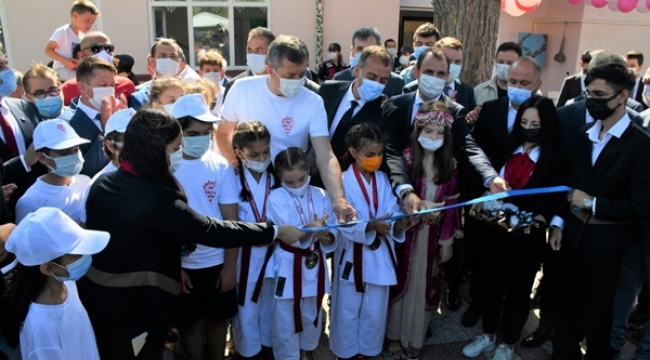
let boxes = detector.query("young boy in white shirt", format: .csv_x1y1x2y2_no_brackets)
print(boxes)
44,0,100,81
170,94,239,360
15,119,91,224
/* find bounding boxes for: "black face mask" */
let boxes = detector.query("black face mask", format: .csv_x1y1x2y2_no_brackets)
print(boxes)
521,127,541,143
585,92,622,120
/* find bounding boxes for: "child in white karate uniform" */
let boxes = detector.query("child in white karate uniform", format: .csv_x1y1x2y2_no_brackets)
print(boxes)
231,121,276,360
267,147,337,360
329,123,411,360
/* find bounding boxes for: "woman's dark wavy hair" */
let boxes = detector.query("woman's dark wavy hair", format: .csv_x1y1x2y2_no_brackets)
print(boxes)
498,95,563,184
7,263,53,341
119,107,186,201
340,122,385,170
232,121,279,200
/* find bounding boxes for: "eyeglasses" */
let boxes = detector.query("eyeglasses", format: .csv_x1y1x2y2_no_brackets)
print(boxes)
583,90,619,99
31,87,61,99
83,43,115,54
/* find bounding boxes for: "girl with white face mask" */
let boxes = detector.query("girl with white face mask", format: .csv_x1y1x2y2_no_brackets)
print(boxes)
231,121,276,360
148,77,185,112
386,101,461,360
170,93,239,360
266,147,337,360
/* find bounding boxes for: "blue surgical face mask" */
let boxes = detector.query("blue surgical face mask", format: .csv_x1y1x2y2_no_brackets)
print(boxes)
507,86,533,106
350,52,361,68
413,45,429,61
182,135,211,158
449,64,462,83
417,136,444,152
0,69,17,98
53,255,92,282
357,78,385,102
35,95,64,118
168,148,183,174
44,151,84,177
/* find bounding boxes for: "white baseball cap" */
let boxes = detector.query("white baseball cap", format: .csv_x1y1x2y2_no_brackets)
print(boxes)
33,119,90,151
170,94,222,123
104,108,136,135
5,207,110,266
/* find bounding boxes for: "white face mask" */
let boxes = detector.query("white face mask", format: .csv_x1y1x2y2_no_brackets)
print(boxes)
245,156,271,173
202,72,222,85
91,50,114,64
163,103,175,113
399,55,410,66
89,86,115,109
156,58,180,77
283,175,311,198
247,53,268,74
449,64,462,83
418,74,446,100
274,70,305,98
417,136,444,152
387,48,397,56
168,148,183,174
350,52,361,68
327,52,337,60
495,63,510,82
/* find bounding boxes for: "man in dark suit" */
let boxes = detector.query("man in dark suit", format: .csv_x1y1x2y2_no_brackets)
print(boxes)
0,53,44,216
403,37,477,112
333,27,404,97
69,57,120,178
550,63,650,360
556,50,592,107
382,47,507,312
626,50,648,110
318,45,398,163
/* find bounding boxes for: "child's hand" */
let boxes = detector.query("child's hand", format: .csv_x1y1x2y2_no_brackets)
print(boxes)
64,58,78,70
304,214,329,241
394,218,411,231
440,244,453,263
372,213,393,236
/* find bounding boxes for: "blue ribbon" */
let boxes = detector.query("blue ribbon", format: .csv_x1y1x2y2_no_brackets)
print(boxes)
301,185,572,233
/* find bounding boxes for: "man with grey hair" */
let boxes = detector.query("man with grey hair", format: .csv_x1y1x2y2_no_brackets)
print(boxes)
333,27,404,97
218,35,357,226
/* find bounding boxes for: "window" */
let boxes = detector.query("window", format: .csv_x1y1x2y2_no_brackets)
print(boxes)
149,0,270,68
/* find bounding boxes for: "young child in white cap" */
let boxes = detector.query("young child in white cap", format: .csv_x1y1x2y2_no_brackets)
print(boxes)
170,93,238,360
15,119,91,224
6,207,110,360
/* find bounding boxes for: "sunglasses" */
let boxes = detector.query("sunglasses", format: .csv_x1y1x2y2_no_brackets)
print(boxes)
83,43,115,54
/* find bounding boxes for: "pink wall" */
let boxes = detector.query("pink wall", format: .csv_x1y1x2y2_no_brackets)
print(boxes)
271,0,318,67
497,0,650,95
322,0,401,64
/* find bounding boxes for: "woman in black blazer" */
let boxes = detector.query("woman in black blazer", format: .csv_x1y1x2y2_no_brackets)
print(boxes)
78,108,303,360
462,96,565,359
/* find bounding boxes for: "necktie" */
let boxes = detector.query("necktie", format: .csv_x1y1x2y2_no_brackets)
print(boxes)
0,110,19,158
444,85,452,96
332,100,359,159
94,113,104,131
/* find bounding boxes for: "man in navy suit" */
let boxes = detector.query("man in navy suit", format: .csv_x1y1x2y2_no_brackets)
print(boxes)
403,37,477,112
626,50,648,110
69,57,126,178
333,27,404,97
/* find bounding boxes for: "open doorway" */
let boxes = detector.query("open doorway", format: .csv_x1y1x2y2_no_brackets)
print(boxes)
399,10,433,49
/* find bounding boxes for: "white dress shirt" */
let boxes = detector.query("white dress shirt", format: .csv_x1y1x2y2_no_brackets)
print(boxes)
76,101,102,131
329,84,365,137
410,91,426,125
580,73,587,92
507,101,518,133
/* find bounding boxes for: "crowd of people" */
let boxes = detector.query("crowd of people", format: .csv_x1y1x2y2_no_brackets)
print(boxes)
0,0,649,360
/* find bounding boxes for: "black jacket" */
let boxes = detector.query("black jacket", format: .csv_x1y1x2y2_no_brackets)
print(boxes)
556,73,583,107
333,67,405,98
561,120,650,251
78,169,275,325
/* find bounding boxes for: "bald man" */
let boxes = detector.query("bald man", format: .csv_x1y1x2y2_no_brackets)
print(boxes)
60,31,136,106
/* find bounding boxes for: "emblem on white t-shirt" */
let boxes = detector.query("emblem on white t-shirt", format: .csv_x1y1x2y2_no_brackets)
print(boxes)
203,180,217,203
281,116,294,135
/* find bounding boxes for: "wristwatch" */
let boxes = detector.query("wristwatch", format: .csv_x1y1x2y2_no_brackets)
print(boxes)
401,189,415,202
583,197,594,212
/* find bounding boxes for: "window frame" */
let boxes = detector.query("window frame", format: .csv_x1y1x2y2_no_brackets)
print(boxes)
148,0,272,69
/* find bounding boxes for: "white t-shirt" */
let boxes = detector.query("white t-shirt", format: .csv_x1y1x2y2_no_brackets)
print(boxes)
174,151,239,269
20,281,100,360
49,24,83,70
220,75,329,158
16,175,91,224
80,162,119,224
